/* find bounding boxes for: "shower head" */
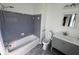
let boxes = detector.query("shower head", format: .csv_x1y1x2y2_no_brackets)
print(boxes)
0,3,14,10
6,6,14,8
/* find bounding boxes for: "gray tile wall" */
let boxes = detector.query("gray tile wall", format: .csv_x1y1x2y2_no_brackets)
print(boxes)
0,11,41,43
1,11,34,43
33,15,41,38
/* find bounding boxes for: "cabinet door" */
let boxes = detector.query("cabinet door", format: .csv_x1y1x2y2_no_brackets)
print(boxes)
52,37,79,55
66,42,79,55
52,37,70,54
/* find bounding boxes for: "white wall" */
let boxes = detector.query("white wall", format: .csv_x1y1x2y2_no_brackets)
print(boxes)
45,3,79,38
0,31,5,54
2,3,35,15
33,3,79,40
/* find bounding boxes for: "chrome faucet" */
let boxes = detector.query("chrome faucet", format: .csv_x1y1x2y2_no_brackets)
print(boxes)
4,41,11,52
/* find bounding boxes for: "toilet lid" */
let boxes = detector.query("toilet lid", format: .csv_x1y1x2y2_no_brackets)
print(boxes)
46,31,52,40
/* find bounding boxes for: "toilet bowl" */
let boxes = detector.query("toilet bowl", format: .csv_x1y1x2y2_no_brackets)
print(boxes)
42,39,50,50
42,30,53,50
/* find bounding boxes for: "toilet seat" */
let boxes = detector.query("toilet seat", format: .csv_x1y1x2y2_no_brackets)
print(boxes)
46,30,52,40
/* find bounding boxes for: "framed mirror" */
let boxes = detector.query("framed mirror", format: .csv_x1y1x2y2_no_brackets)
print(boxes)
62,13,77,27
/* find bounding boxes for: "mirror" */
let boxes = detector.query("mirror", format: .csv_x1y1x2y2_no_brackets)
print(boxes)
62,14,76,27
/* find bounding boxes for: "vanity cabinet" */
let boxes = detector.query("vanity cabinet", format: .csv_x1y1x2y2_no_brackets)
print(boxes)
52,37,79,55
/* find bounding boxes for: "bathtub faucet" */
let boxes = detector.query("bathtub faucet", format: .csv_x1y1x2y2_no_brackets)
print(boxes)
4,41,11,52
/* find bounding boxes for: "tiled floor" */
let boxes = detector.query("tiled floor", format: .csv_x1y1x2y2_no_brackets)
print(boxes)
26,44,65,55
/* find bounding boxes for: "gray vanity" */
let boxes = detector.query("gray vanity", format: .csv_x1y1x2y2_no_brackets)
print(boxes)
52,33,79,55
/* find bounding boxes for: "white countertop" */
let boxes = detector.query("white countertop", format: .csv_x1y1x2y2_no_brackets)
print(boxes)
53,33,79,46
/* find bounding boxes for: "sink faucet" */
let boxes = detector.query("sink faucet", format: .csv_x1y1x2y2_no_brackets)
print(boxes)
63,31,68,36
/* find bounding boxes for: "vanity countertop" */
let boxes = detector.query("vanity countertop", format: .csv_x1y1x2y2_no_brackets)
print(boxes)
53,33,79,46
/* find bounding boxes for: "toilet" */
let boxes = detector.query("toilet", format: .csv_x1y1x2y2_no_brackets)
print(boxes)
42,30,53,50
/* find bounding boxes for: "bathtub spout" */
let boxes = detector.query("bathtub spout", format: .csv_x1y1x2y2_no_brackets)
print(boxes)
4,41,11,52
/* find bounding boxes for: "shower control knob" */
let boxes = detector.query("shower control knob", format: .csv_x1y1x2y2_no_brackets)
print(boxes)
8,45,11,47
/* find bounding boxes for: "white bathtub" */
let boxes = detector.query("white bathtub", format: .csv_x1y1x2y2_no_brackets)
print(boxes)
6,34,39,55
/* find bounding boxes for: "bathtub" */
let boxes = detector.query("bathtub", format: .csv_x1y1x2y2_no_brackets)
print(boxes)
6,34,39,55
